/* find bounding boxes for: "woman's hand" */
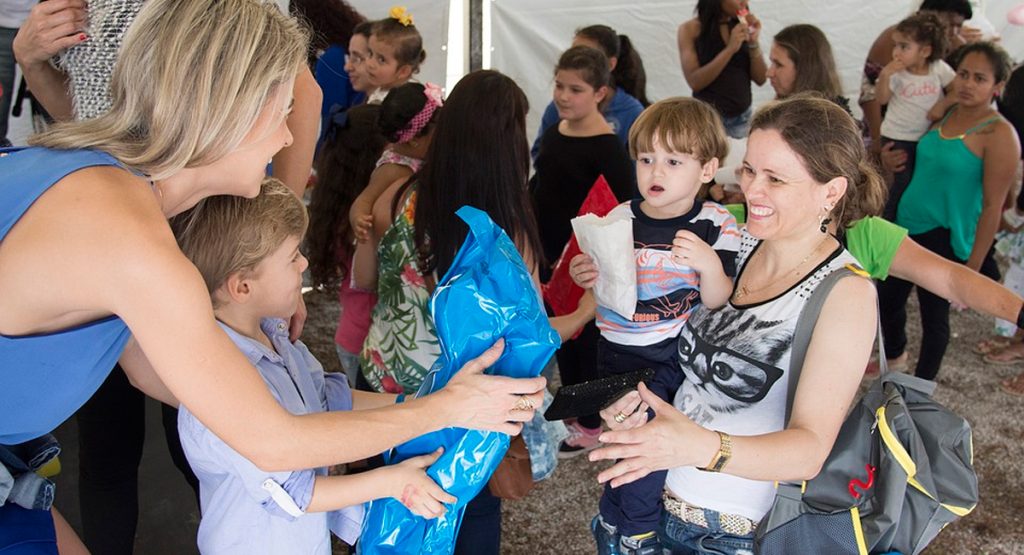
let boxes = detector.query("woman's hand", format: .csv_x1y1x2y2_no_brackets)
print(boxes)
744,13,762,44
12,0,87,68
590,383,713,488
569,253,599,289
727,21,749,54
438,339,547,436
879,142,908,173
389,448,457,519
599,389,649,431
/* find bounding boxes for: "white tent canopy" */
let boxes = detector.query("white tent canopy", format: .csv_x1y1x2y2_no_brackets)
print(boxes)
8,0,1023,145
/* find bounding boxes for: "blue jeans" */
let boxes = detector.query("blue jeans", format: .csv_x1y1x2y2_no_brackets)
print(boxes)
0,26,18,144
721,107,752,140
598,337,680,536
659,509,755,555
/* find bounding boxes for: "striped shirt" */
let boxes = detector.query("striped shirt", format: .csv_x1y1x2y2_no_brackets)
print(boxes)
597,200,739,346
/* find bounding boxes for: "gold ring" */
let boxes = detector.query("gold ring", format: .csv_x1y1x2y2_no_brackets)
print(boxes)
513,395,535,411
614,411,628,424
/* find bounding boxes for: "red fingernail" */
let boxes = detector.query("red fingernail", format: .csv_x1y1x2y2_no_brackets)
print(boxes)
78,33,88,41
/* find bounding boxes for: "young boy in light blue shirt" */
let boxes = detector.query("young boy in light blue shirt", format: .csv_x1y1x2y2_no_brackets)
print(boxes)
172,178,453,554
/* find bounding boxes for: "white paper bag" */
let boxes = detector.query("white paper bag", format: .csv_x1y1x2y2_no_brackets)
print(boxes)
571,211,636,319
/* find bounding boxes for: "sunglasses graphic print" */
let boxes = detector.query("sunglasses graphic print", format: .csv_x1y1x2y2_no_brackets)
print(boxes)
677,317,785,404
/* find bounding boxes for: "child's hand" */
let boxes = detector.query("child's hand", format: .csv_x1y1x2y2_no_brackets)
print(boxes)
390,448,457,519
671,230,718,273
569,253,599,289
351,212,374,243
881,58,905,77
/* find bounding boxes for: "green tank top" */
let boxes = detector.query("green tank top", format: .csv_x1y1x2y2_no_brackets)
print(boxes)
896,108,999,260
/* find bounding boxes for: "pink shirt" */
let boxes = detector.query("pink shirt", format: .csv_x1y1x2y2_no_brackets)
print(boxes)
334,256,377,353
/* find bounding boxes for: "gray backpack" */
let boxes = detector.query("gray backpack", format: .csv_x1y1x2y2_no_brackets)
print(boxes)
754,267,978,555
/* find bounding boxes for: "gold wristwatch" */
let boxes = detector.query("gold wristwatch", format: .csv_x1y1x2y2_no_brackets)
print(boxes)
699,431,732,473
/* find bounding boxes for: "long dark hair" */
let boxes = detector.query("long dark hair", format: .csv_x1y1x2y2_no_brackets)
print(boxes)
290,0,365,68
696,0,728,51
397,70,543,278
575,24,650,106
306,104,386,287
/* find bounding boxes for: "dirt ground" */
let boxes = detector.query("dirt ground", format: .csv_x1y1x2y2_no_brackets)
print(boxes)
302,285,1024,555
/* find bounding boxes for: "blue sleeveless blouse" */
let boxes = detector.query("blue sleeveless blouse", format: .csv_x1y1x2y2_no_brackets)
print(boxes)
0,147,132,444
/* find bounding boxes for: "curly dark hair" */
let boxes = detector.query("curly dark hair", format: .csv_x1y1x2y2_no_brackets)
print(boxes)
896,12,950,64
379,83,436,143
306,104,387,287
290,0,365,68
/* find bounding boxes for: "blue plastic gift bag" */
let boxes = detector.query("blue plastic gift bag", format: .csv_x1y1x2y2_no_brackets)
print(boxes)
358,206,560,554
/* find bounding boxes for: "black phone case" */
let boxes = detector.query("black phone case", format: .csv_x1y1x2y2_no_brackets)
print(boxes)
544,368,655,421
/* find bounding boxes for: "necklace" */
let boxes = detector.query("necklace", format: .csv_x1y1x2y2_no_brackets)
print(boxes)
734,236,832,301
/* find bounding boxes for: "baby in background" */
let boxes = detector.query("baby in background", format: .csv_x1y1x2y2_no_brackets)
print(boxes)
570,97,740,555
170,178,453,554
876,11,954,221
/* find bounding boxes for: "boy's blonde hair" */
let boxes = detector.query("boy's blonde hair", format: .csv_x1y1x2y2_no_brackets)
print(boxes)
31,0,308,180
171,178,308,305
628,97,728,165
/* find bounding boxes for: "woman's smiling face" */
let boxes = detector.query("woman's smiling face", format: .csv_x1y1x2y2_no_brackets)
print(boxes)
739,128,832,241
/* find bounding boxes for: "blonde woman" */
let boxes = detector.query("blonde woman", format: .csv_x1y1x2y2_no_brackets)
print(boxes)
0,1,544,551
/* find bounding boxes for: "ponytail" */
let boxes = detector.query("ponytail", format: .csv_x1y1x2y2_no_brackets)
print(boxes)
613,35,650,107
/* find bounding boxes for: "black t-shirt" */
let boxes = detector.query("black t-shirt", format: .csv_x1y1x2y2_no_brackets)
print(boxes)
529,125,636,279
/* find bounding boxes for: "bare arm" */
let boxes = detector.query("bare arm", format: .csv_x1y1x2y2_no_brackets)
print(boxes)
888,235,1023,322
351,390,399,411
119,337,179,407
272,65,321,197
351,177,406,291
966,122,1021,271
744,13,767,86
350,164,413,243
875,63,899,106
591,275,876,485
677,20,746,93
12,0,87,121
927,94,956,122
307,450,454,518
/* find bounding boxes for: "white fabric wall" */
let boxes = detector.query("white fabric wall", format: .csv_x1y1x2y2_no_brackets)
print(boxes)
489,0,1024,141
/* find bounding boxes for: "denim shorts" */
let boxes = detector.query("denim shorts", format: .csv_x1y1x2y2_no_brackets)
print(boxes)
659,508,755,555
720,107,752,140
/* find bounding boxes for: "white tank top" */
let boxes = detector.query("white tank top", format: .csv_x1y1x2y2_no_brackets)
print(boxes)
664,228,860,521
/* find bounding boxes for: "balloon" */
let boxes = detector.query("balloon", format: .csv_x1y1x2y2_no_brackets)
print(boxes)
1009,4,1024,26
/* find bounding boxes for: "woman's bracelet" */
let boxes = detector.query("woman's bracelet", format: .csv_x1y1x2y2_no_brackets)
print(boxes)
746,42,760,50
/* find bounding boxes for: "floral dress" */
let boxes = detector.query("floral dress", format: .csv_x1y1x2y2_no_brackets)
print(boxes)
359,187,439,394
